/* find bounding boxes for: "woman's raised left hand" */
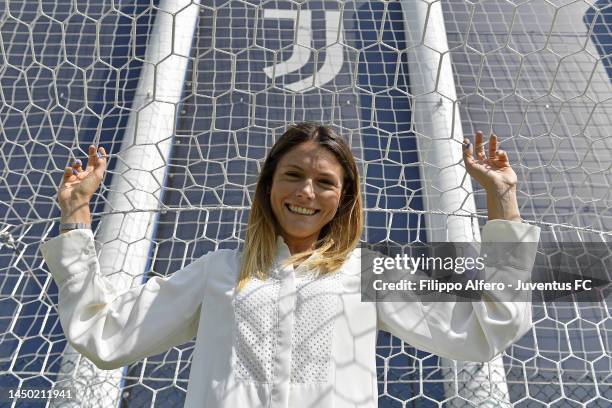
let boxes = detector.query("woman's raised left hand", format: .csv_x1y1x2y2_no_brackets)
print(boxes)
463,131,522,222
462,131,517,191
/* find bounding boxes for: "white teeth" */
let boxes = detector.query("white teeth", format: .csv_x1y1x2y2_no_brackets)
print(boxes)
288,204,316,215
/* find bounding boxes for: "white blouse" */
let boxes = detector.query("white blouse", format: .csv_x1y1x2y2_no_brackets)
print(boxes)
40,219,540,408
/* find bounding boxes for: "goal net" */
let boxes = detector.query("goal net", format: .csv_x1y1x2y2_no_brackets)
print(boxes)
0,0,610,407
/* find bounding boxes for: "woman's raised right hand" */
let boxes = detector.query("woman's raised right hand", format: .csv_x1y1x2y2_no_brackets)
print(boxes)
58,145,108,216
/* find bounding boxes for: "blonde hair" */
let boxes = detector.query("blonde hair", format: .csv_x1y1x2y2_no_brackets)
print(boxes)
237,122,363,291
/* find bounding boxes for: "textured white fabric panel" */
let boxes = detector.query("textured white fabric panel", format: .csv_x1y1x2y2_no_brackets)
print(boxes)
233,277,281,383
290,272,342,383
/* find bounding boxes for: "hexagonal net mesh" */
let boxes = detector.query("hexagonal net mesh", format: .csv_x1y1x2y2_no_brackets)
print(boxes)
0,0,610,407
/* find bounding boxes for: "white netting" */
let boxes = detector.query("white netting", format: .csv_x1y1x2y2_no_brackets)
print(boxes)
0,0,610,407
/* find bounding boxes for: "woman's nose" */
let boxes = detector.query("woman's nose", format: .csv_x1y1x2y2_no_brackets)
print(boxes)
296,179,315,199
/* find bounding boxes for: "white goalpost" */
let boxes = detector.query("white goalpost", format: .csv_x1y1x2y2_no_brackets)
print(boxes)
0,0,610,407
400,2,511,407
48,1,201,406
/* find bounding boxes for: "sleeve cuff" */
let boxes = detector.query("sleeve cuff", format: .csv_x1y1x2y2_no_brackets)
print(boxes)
481,219,541,271
40,229,97,287
482,219,541,243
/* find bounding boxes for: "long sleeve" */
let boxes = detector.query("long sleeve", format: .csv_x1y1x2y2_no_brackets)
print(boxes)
40,228,214,370
376,219,540,362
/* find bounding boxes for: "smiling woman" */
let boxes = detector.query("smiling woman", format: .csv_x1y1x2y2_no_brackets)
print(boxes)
40,121,540,408
271,144,344,252
239,123,363,288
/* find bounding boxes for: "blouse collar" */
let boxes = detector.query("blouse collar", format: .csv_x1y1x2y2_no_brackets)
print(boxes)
272,235,323,278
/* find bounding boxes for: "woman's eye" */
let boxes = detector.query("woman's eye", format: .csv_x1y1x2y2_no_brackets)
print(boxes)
286,172,299,178
320,180,338,187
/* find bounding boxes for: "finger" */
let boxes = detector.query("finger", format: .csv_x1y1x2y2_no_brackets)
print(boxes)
95,146,108,165
489,134,497,159
97,146,107,160
463,138,489,182
496,149,509,164
71,159,82,171
86,145,97,170
63,166,76,179
475,131,486,160
462,138,474,164
60,166,79,185
93,146,108,180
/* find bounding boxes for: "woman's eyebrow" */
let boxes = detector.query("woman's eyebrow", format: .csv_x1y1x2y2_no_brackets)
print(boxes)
284,164,303,171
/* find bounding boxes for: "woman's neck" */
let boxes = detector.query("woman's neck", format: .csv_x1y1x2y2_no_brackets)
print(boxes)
280,233,317,256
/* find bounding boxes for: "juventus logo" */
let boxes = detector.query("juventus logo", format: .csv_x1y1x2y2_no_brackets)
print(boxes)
262,10,345,93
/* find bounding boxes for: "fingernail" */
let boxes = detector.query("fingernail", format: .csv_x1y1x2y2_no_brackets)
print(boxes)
74,159,82,166
72,169,78,175
97,152,103,158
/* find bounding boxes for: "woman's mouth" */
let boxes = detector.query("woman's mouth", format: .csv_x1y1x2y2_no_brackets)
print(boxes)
286,204,320,216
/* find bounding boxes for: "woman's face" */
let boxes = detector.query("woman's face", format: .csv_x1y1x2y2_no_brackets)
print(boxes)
270,141,344,251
